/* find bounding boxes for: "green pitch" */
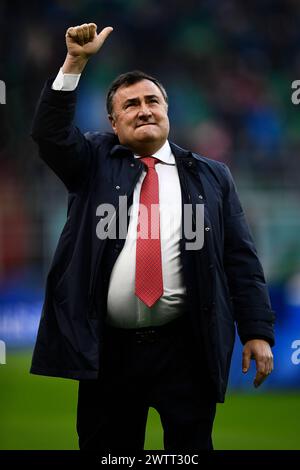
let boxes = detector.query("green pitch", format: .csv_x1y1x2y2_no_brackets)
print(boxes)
0,351,299,450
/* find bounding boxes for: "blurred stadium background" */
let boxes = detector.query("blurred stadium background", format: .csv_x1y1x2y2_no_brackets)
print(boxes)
1,0,300,450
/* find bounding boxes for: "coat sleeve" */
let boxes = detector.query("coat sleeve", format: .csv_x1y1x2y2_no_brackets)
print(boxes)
31,77,93,192
220,163,275,346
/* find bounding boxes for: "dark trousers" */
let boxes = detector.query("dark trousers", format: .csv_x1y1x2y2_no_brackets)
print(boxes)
76,315,216,451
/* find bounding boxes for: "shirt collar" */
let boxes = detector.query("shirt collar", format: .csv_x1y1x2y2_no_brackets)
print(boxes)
134,140,175,165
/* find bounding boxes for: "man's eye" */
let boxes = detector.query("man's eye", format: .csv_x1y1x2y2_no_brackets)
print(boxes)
125,102,136,109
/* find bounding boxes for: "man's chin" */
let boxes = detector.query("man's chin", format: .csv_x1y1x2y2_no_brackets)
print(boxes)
135,127,159,142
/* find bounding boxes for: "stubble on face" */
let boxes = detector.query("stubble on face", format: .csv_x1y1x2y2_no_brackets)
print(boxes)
109,79,170,155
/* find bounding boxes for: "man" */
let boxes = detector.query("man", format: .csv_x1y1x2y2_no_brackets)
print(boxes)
30,23,275,451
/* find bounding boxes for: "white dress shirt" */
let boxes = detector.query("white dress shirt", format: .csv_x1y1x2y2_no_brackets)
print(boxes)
52,70,187,328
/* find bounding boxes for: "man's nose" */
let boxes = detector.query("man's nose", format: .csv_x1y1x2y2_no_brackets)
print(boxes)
137,103,152,118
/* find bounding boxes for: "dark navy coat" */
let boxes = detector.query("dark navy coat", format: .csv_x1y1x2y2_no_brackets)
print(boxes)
30,79,275,402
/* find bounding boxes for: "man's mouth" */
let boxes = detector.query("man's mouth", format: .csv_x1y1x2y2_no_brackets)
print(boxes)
136,123,156,128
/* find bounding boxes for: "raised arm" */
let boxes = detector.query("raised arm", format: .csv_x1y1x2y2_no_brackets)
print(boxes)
31,23,113,191
61,23,113,74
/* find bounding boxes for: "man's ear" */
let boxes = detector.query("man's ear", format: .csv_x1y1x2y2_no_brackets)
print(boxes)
108,114,117,135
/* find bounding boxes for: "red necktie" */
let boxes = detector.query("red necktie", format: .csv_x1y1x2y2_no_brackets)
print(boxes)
135,157,164,307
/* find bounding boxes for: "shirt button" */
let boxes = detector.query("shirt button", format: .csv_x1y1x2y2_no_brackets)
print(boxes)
205,227,210,231
116,185,120,190
198,195,203,199
130,163,135,167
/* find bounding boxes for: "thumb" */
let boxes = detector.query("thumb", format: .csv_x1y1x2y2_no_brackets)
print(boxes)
95,26,114,49
242,348,251,373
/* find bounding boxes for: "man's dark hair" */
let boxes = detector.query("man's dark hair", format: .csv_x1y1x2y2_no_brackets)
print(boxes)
106,70,168,116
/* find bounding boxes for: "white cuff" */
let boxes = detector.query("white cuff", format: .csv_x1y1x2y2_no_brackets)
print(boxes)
51,68,81,91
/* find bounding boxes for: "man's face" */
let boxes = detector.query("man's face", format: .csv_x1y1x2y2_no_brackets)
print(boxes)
109,79,170,154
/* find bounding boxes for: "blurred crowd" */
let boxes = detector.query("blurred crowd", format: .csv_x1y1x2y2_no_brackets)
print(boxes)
1,0,300,287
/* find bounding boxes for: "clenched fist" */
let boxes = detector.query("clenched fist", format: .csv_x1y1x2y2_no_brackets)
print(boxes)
66,23,113,58
62,23,113,74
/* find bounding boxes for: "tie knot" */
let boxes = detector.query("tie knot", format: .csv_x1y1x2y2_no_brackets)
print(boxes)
140,156,159,169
